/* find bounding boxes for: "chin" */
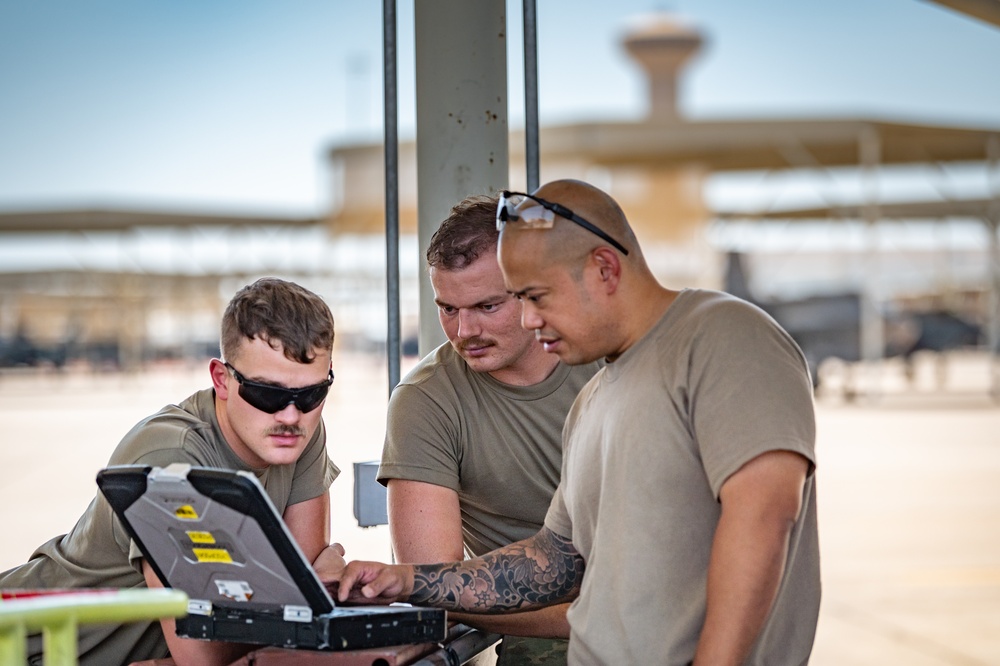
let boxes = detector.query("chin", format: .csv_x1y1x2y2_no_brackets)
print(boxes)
555,348,590,366
464,355,502,373
262,446,306,467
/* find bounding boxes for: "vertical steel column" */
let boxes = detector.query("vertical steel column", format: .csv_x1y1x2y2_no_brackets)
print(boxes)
988,135,1000,399
989,213,999,399
383,0,401,394
523,0,540,192
414,0,509,356
860,126,884,398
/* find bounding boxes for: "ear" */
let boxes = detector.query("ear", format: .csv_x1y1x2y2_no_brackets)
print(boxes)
591,247,622,294
210,359,231,400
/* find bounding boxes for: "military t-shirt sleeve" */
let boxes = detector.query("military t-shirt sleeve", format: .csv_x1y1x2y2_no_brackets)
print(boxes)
543,482,573,540
378,383,462,491
688,298,817,499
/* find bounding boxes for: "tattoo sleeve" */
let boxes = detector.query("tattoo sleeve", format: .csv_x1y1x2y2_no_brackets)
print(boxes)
408,527,584,613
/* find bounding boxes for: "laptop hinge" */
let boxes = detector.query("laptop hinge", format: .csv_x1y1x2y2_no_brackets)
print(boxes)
283,605,313,623
188,599,213,616
150,463,193,482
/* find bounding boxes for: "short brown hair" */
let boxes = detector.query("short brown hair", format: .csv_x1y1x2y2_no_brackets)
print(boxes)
426,194,499,270
220,278,335,364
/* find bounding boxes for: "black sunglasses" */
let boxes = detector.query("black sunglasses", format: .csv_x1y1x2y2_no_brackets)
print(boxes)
496,190,629,255
225,362,334,414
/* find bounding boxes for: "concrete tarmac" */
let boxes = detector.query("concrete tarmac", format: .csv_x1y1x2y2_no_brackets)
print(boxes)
1,351,997,665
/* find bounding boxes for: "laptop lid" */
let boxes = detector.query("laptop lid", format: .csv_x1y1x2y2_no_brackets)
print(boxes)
97,463,335,617
98,463,447,651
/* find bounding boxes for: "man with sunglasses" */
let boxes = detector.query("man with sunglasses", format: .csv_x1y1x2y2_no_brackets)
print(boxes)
330,180,820,665
377,195,601,665
0,278,345,666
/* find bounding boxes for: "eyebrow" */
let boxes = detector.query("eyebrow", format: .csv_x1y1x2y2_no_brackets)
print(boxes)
507,287,536,299
434,294,509,309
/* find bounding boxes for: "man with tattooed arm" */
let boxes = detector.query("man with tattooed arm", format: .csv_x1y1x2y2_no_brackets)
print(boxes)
379,195,600,664
328,180,821,665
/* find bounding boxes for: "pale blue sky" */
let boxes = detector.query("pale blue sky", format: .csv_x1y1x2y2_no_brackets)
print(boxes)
1,0,998,216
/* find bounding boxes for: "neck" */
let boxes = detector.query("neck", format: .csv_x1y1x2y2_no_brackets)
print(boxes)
607,286,679,362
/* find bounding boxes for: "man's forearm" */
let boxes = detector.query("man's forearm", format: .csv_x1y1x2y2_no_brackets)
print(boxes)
449,603,571,639
696,518,790,665
409,527,583,613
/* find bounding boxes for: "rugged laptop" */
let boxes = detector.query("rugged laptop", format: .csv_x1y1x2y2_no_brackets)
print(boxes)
97,463,446,651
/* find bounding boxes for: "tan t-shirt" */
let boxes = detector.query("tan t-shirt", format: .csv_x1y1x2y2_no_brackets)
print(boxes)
0,388,339,666
379,343,600,556
545,289,820,665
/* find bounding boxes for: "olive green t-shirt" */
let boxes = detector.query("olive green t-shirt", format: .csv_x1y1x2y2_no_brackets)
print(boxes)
0,388,339,666
379,343,600,557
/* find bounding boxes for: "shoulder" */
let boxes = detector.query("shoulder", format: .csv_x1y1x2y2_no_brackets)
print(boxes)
679,288,765,320
675,290,809,377
109,389,218,466
664,289,786,342
393,344,482,404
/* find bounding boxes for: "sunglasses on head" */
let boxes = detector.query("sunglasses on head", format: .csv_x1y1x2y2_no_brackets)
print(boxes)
224,362,334,414
496,190,629,255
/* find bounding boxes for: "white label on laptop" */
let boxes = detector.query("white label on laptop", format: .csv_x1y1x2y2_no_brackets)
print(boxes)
188,599,212,616
283,605,313,623
215,580,254,602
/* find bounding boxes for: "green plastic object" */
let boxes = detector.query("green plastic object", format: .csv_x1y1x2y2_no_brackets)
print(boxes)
0,588,188,666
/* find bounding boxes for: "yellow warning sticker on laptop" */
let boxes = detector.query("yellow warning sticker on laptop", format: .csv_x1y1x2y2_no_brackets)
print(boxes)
174,505,199,520
186,531,216,544
193,548,233,564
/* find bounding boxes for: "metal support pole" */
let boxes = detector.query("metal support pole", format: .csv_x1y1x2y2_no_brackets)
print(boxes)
988,135,1000,399
383,0,401,394
860,126,884,399
414,0,509,356
989,215,999,399
523,0,540,192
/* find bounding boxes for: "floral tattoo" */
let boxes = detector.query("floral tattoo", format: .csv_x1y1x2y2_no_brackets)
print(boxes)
408,527,584,612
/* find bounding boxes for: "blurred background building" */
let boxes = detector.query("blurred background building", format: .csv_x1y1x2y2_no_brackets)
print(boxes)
0,3,997,396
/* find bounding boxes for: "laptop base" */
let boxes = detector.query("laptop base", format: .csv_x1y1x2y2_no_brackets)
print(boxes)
177,605,447,651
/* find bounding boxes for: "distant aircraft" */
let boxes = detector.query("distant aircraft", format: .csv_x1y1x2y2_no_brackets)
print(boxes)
723,251,982,396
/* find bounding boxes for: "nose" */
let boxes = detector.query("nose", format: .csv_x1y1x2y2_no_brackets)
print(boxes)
273,402,302,424
520,302,543,332
456,309,481,340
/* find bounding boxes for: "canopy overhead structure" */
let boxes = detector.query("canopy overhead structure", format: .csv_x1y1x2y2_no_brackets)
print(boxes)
0,208,317,234
714,198,1000,221
541,118,1000,171
924,0,1000,28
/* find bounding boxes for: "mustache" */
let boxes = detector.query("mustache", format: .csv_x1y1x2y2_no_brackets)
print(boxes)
459,338,493,351
267,425,306,437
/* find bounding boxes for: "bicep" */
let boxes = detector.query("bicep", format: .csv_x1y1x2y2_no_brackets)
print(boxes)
387,479,464,563
718,450,810,525
282,492,330,564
